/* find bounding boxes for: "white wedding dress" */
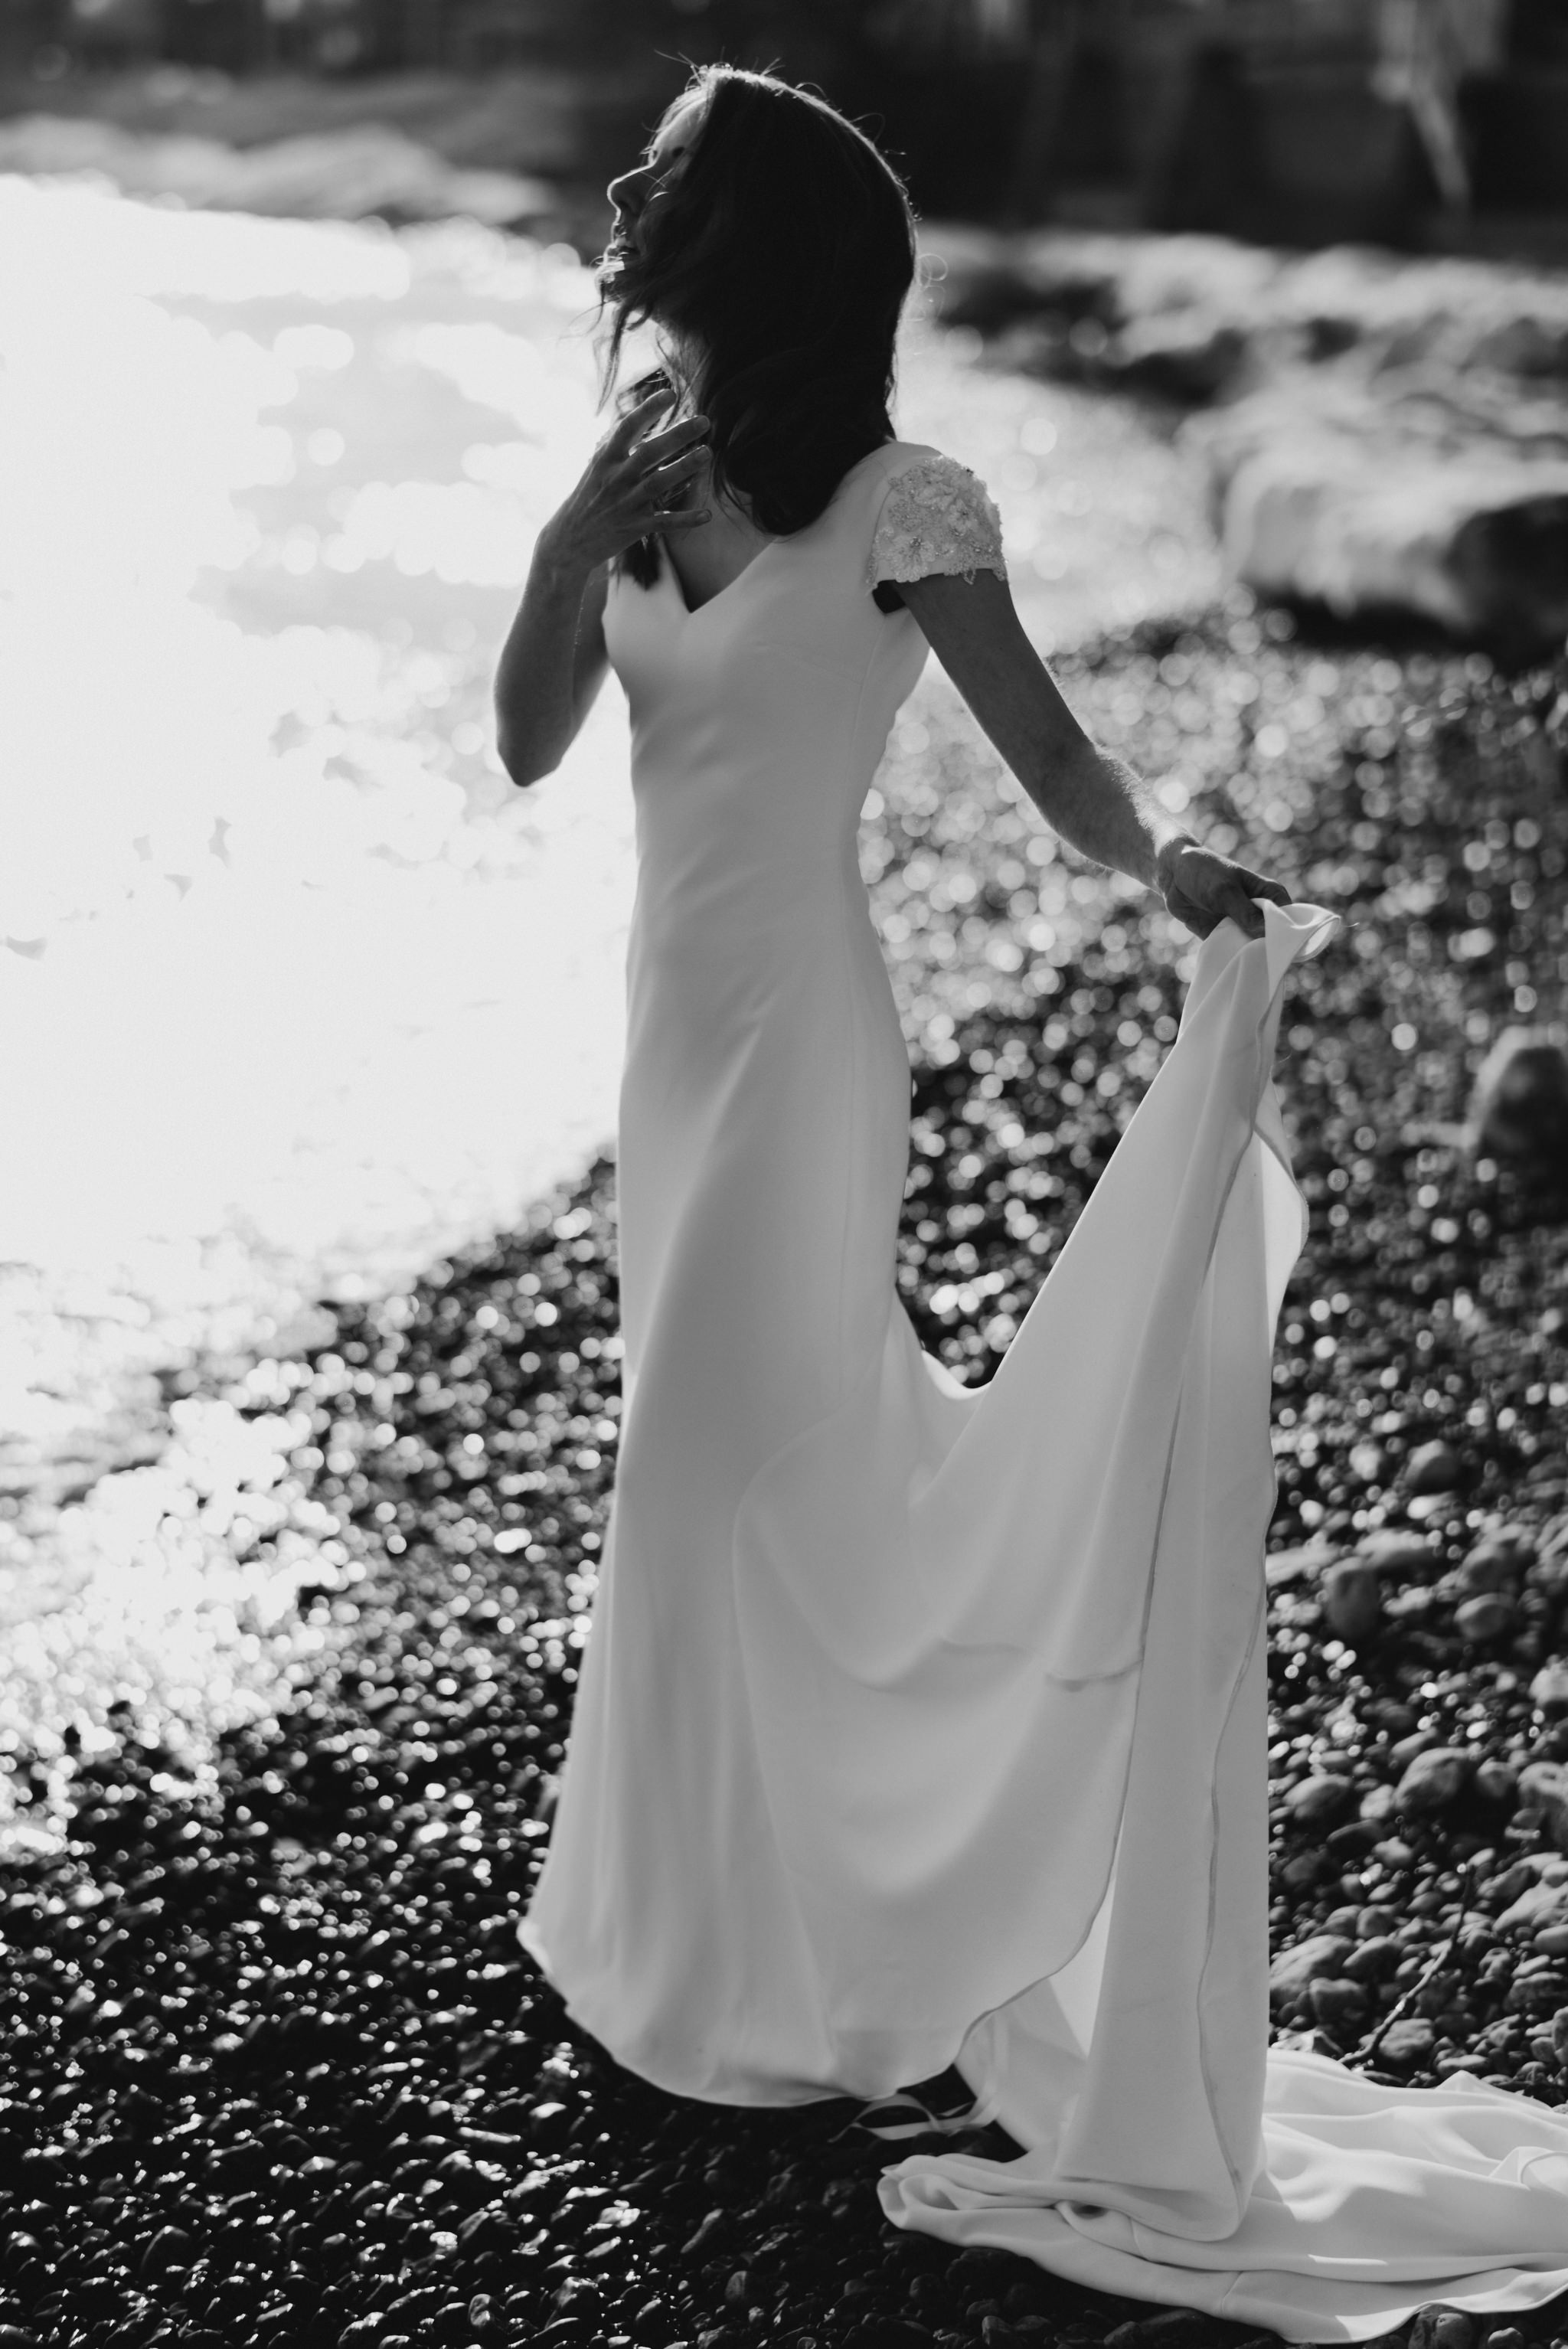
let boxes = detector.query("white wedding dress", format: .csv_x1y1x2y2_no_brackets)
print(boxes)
517,441,1568,2342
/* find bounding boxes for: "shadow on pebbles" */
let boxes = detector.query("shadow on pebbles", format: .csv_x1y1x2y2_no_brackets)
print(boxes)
3,610,1568,2349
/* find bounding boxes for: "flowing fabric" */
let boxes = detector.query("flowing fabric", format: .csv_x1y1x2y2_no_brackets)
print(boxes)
517,439,1568,2343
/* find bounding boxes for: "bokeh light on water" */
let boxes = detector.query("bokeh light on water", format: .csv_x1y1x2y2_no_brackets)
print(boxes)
0,173,1220,1794
0,181,636,1782
1,186,622,1446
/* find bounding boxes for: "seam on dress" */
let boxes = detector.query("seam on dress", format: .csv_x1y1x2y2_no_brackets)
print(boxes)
726,461,929,1553
833,898,861,1422
831,613,899,1418
724,557,913,2021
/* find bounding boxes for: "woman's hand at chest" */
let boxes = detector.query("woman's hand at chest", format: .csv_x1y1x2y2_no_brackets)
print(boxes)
495,389,711,786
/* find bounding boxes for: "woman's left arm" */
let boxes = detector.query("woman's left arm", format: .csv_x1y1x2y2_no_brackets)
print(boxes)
898,569,1291,941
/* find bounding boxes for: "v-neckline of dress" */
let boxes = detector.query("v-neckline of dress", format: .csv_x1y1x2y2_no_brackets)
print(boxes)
660,537,775,620
655,441,904,619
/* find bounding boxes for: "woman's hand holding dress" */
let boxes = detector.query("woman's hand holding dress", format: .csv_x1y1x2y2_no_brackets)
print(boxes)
900,566,1289,940
871,454,1292,943
1153,836,1292,940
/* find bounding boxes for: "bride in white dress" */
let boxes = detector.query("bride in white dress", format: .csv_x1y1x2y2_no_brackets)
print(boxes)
492,64,1568,2347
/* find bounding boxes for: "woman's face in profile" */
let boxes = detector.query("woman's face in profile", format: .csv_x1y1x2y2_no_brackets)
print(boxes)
606,93,707,267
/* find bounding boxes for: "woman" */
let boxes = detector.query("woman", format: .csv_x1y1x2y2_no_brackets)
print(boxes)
495,66,1568,2347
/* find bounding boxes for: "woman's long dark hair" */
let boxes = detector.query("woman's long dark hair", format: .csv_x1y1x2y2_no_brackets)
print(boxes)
602,67,917,587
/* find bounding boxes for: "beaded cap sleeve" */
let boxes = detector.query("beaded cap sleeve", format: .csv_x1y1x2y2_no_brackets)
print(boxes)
866,452,1007,599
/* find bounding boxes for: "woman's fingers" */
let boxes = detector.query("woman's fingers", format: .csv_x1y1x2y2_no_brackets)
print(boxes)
606,385,677,451
1233,864,1292,909
1161,843,1295,944
1168,894,1215,938
644,412,710,456
652,442,709,474
1227,874,1292,934
1165,883,1276,940
636,449,710,521
645,448,709,495
622,413,709,473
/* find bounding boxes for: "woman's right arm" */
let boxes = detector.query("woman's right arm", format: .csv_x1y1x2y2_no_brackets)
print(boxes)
494,537,611,789
494,390,710,788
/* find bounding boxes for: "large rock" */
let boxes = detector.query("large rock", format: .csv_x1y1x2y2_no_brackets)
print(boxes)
1184,387,1568,656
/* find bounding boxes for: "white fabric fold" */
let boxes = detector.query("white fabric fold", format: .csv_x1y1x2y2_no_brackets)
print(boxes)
881,2050,1568,2343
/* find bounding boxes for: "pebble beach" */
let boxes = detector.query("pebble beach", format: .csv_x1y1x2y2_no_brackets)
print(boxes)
2,161,1568,2349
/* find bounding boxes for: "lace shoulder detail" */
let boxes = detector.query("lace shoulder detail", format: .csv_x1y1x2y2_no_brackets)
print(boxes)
866,452,1006,594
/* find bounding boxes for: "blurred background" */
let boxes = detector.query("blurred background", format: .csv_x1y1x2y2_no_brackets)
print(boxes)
3,0,1568,248
2,0,1566,1792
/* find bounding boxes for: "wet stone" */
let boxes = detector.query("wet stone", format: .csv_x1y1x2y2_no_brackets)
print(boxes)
1530,1662,1568,1717
1518,1762,1568,1854
1405,1442,1464,1497
1395,1748,1473,1815
1308,1978,1370,2034
1453,1593,1516,1642
1457,1527,1535,1589
1321,1560,1382,1645
1472,1759,1518,1809
1410,2308,1478,2349
1269,1935,1354,2006
1343,1937,1400,1984
1378,2018,1439,2070
1285,1774,1357,1829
